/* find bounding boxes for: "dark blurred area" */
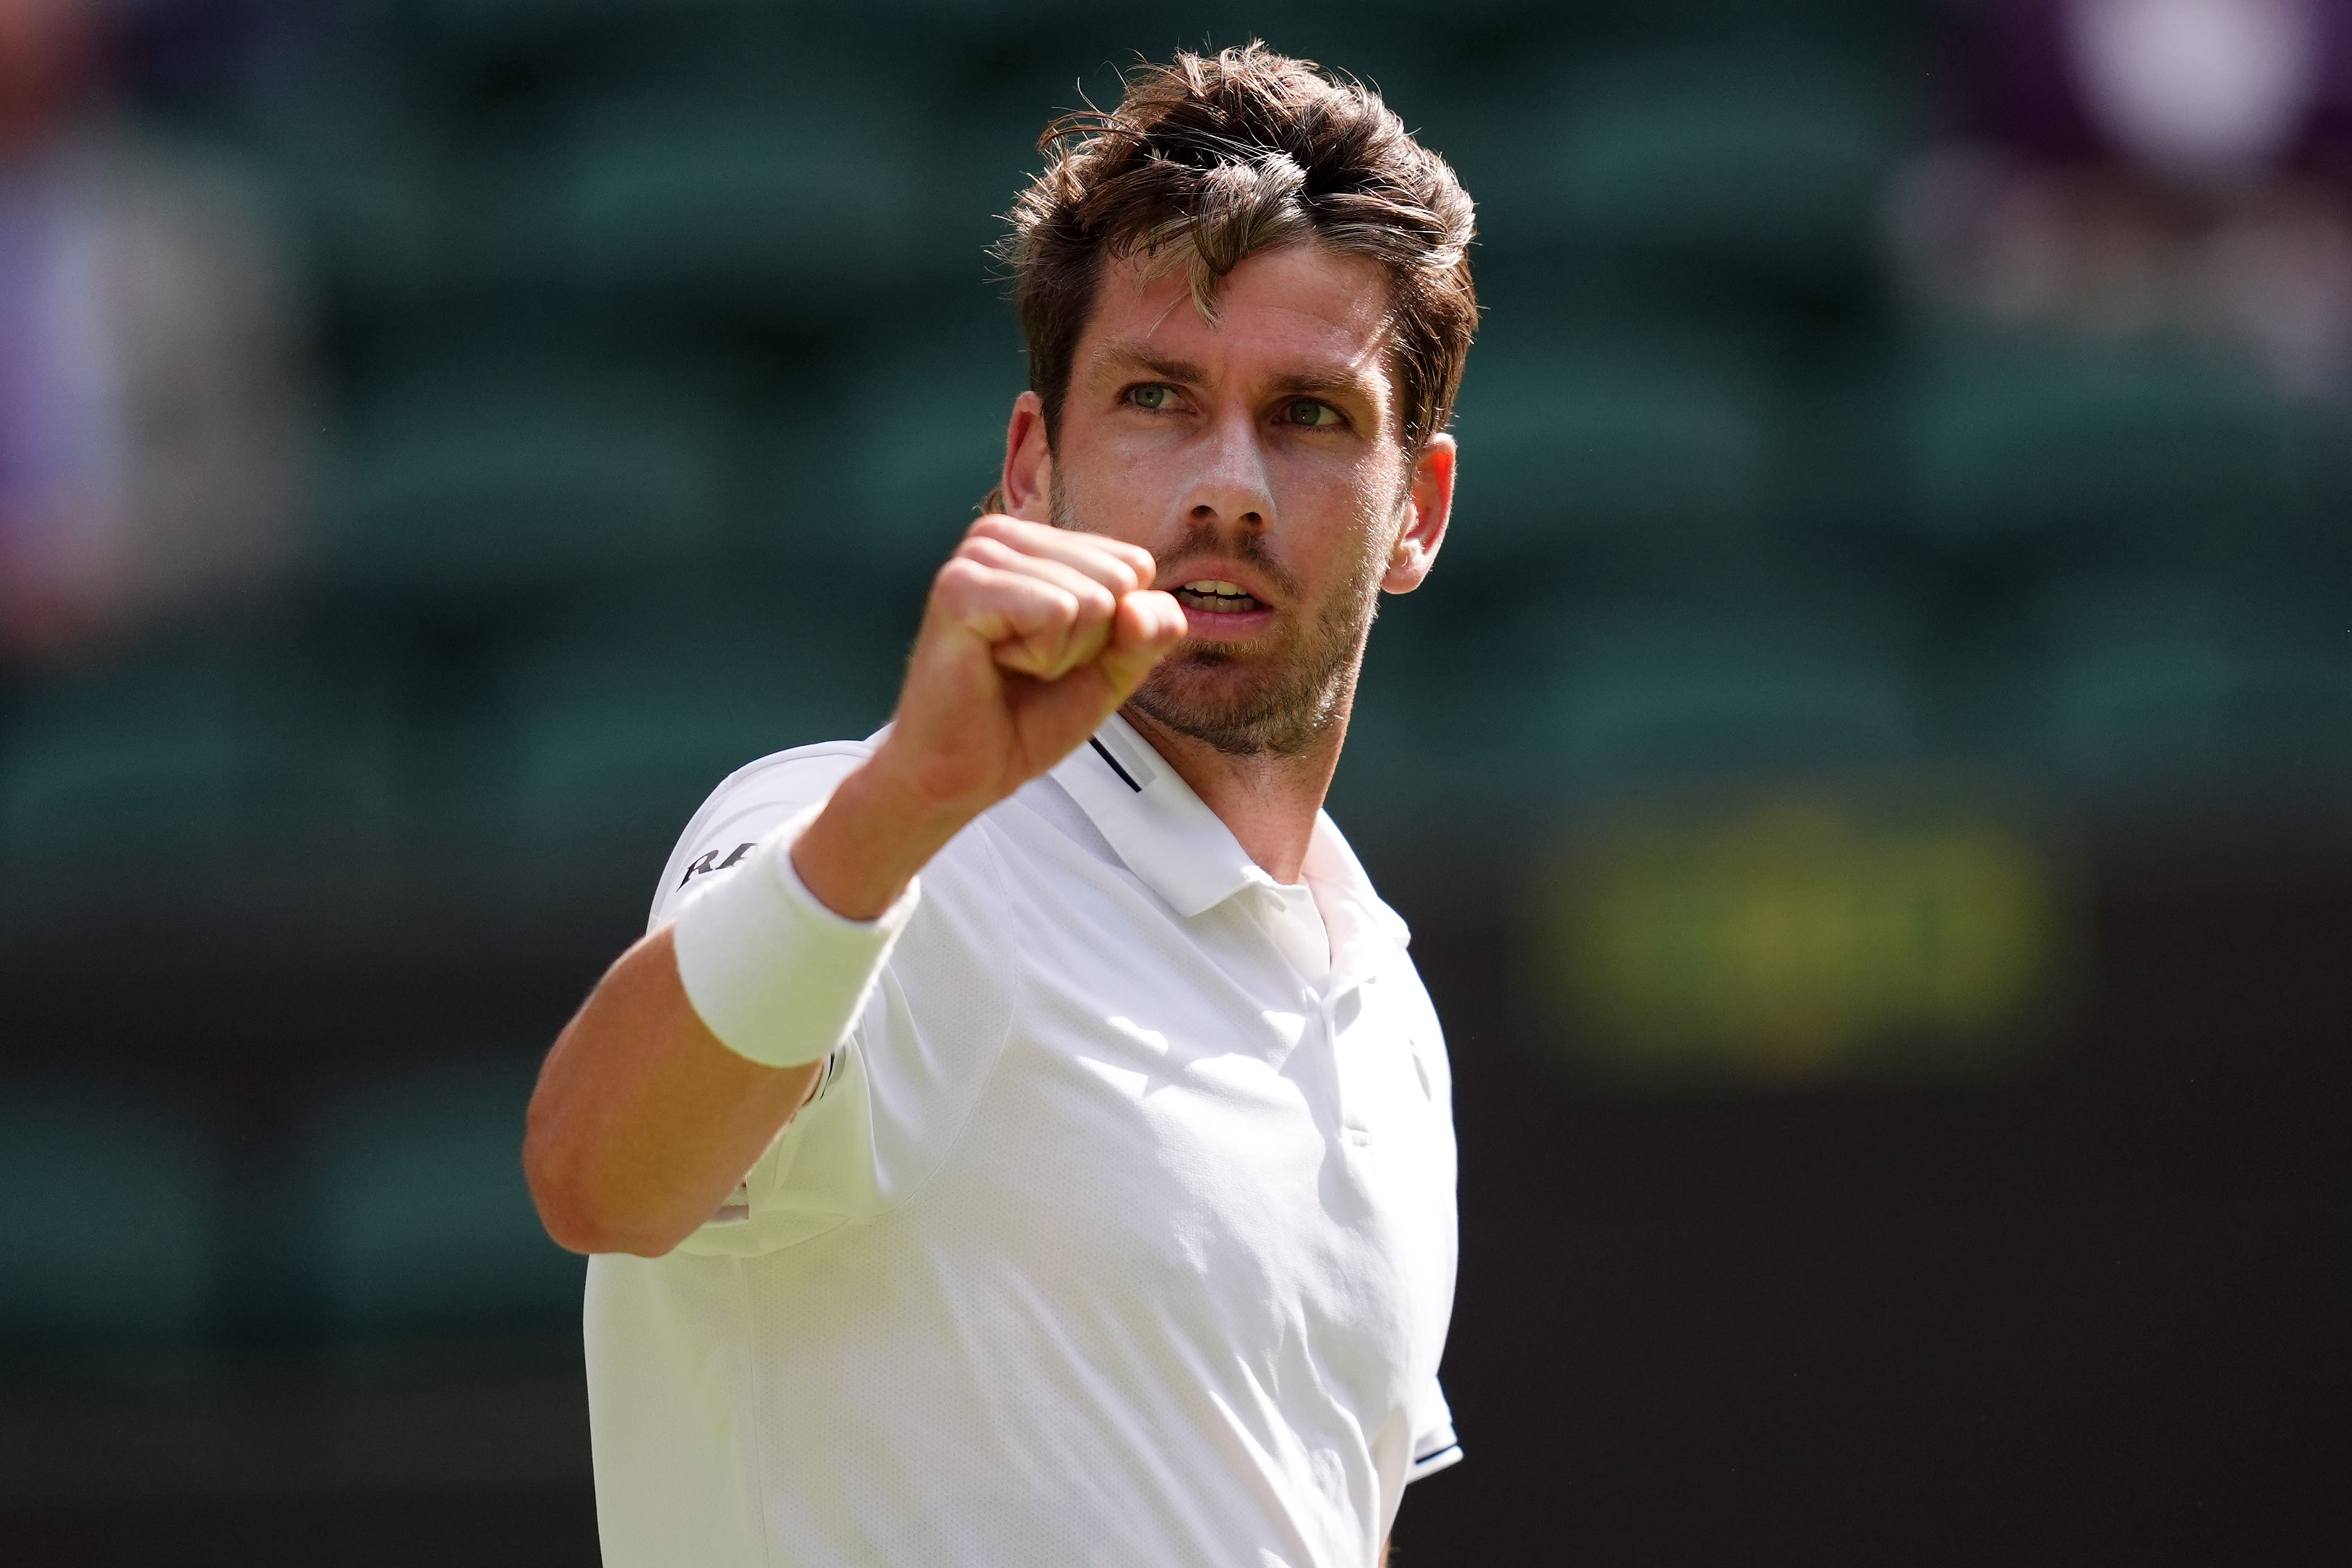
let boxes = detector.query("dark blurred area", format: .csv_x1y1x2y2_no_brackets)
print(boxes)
1,1,2345,1564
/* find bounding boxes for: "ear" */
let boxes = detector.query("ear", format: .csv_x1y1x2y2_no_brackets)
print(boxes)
1383,432,1455,594
1001,390,1054,522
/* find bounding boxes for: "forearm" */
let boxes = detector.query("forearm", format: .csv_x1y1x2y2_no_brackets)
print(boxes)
790,741,982,920
527,762,961,1256
526,924,824,1256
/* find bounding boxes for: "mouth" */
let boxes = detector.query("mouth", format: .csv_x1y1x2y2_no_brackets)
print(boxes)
1172,579,1269,616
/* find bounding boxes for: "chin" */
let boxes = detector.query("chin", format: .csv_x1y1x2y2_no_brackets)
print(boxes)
1143,653,1272,714
1129,660,1336,759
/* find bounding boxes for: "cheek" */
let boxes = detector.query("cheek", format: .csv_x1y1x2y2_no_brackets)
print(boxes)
1277,451,1407,555
1277,435,1402,505
1054,447,1163,547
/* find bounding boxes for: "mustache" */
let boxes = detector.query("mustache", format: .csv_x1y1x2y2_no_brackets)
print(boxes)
1148,523,1303,605
1046,482,1306,607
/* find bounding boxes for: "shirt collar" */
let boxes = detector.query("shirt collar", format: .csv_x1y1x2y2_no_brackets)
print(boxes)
1050,713,1258,918
1300,809,1414,957
1048,714,1413,953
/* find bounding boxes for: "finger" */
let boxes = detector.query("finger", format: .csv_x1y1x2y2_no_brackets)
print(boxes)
1094,589,1187,698
969,514,1156,595
966,518,1154,606
939,558,1114,683
931,558,1088,678
957,539,1120,678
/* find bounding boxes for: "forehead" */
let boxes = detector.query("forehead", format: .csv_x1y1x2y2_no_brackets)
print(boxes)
1076,242,1396,399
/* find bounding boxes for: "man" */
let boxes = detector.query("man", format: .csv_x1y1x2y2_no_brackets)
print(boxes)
526,43,1476,1567
0,0,310,661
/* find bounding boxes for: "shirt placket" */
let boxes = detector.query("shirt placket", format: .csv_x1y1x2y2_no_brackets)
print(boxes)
1329,984,1377,1148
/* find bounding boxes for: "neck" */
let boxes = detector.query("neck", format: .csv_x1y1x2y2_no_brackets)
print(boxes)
1120,703,1348,885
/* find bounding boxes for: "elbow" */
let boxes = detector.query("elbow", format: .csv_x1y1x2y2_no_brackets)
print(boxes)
532,1192,611,1258
524,1104,690,1259
545,1211,681,1261
522,1117,612,1255
529,1174,620,1258
529,1160,689,1259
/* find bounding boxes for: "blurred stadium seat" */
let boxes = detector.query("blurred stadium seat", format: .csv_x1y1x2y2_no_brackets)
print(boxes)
234,79,450,318
1340,589,1926,815
1444,325,1778,584
770,318,1029,574
330,340,736,615
1489,38,1899,299
0,1078,228,1353
1901,338,2312,568
2021,576,2352,801
0,633,396,900
1535,592,1925,790
409,0,689,55
477,580,903,863
485,87,923,323
294,1054,582,1337
407,0,795,64
1329,593,1498,811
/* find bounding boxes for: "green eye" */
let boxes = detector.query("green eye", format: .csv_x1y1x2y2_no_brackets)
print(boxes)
1128,383,1172,411
1285,399,1342,427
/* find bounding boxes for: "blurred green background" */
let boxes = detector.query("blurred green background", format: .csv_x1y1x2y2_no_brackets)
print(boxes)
2,1,2347,1562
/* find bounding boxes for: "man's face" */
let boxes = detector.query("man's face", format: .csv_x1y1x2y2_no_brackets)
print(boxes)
1008,242,1453,757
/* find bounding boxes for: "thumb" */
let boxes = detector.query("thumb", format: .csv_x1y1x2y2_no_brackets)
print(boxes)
1096,589,1186,700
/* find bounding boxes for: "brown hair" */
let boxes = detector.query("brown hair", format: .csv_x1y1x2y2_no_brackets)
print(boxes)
994,42,1477,473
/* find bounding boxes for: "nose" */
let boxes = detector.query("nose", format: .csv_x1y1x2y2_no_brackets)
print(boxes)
1180,406,1274,535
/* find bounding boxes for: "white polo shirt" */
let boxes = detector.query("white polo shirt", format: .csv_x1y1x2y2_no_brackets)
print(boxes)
584,715,1462,1568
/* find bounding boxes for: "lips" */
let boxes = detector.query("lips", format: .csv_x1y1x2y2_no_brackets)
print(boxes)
1173,578,1266,615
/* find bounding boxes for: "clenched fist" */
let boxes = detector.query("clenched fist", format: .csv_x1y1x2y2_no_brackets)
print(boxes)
894,514,1187,813
790,516,1186,919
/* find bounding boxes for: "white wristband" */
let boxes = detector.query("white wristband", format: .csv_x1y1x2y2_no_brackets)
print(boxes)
670,804,920,1069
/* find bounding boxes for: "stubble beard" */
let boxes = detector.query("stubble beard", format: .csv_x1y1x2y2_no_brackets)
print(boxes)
1050,479,1384,759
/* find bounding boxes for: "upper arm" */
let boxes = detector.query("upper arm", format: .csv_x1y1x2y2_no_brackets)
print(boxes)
664,796,1023,1259
526,747,876,1251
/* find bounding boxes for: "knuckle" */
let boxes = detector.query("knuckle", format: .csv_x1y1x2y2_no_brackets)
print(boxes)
1084,550,1140,594
1037,592,1084,640
981,515,1041,551
1063,539,1133,591
931,556,989,609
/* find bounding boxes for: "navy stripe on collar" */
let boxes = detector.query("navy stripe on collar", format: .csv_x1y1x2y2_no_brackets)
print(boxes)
1088,736,1143,793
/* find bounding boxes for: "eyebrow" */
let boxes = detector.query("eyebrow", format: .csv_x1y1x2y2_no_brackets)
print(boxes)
1090,339,1384,404
1268,367,1378,401
1093,341,1212,386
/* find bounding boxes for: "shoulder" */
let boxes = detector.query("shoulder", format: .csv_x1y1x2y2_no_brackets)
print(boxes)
644,738,880,930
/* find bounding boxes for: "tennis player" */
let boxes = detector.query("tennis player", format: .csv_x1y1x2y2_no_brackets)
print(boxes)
526,43,1476,1567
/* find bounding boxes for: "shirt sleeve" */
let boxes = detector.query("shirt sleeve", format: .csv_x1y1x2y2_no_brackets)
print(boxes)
644,744,876,931
647,744,1021,1259
1406,1375,1464,1483
670,801,918,1070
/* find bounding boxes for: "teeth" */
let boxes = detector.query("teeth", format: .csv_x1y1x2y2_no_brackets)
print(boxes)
1173,578,1264,616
